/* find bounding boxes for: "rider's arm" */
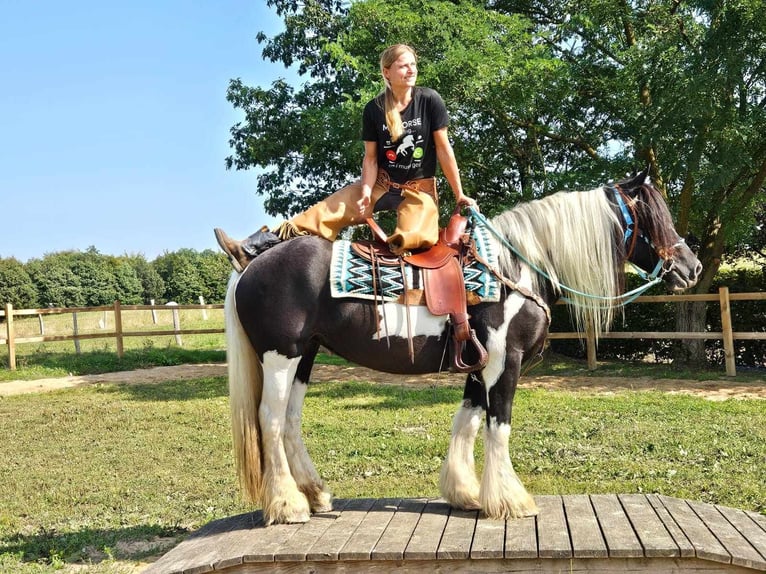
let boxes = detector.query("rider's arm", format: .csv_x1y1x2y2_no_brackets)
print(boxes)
357,141,379,217
434,127,476,208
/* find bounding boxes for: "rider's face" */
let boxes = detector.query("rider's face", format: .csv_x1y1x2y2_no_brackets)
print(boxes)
383,52,417,91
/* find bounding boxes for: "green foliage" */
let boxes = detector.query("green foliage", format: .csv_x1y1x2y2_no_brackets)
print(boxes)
1,249,231,310
150,249,230,304
0,257,38,308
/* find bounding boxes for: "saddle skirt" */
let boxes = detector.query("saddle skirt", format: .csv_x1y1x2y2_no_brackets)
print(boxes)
329,222,500,304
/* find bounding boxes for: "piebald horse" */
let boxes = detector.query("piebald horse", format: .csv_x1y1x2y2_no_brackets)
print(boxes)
225,171,702,524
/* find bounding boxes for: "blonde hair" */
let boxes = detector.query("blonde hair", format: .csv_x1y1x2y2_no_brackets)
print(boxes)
380,44,417,142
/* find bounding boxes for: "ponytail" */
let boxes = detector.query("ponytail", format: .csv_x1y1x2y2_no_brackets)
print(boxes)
379,44,417,142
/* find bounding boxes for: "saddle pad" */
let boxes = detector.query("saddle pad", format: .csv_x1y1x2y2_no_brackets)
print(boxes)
330,223,500,303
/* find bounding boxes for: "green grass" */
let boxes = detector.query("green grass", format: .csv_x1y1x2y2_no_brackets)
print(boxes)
0,376,764,573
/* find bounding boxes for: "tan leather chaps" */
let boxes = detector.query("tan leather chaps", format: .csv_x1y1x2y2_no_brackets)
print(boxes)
274,172,439,256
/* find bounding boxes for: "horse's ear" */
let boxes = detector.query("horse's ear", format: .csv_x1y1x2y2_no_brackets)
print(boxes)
618,165,651,191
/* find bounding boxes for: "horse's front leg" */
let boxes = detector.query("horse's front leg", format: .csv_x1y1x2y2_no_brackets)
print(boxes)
440,375,484,510
284,351,333,513
481,354,538,520
259,351,311,524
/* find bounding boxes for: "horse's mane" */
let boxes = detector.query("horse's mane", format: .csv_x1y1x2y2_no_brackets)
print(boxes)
491,187,624,337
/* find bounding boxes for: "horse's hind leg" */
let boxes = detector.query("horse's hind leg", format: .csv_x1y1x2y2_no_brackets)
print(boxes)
440,375,484,510
259,351,311,524
284,348,333,513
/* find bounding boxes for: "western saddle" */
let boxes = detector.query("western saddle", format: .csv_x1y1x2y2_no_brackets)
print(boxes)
350,209,489,373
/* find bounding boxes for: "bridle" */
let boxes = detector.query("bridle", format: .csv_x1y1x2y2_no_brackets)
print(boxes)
611,185,684,281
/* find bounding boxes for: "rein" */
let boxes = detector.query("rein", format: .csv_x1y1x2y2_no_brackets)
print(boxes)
468,202,665,307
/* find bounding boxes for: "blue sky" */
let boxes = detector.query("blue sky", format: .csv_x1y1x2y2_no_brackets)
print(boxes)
1,1,293,262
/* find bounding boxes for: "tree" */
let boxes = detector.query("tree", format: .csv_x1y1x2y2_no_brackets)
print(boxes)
230,0,766,366
153,249,207,304
0,257,38,309
124,254,166,303
26,252,84,307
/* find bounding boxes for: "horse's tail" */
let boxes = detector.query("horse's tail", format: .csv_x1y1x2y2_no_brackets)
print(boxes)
225,272,263,503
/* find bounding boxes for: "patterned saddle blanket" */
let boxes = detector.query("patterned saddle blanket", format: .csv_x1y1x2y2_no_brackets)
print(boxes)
330,223,500,303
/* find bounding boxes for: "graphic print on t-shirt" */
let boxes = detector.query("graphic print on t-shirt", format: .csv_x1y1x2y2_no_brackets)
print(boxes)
384,124,424,174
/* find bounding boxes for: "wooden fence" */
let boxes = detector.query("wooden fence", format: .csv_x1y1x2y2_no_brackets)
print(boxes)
2,288,764,375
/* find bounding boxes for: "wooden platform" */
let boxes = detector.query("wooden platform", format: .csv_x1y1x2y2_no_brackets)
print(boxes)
144,494,766,573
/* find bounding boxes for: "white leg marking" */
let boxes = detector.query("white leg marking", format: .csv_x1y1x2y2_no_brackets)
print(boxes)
372,303,448,341
480,418,538,520
482,266,533,395
284,379,332,512
259,351,310,524
440,400,483,509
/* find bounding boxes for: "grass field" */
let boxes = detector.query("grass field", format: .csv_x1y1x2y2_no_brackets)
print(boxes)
0,373,764,573
1,312,764,572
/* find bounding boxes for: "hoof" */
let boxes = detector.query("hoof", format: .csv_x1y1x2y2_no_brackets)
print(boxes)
310,491,334,514
263,494,311,525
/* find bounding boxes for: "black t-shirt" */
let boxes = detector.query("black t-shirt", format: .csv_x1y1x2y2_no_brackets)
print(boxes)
361,87,449,183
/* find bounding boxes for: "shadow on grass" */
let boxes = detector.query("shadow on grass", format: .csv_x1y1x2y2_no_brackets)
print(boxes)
100,377,229,402
0,524,187,566
307,380,463,409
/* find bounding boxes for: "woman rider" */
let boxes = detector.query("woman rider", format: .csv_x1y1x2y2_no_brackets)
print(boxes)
215,44,477,272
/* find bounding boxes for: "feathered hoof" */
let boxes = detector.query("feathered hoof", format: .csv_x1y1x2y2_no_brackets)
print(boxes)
481,494,539,521
263,494,311,525
310,490,334,514
443,489,482,511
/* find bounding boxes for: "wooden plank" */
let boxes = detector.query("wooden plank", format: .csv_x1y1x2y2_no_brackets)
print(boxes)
563,495,608,558
437,508,478,559
689,500,766,570
718,506,766,569
504,514,538,559
657,495,731,564
470,516,505,559
647,493,695,557
403,499,451,560
145,511,259,574
371,498,428,560
745,509,766,534
338,498,400,560
591,494,643,558
305,497,376,561
619,494,679,558
273,498,351,562
536,495,572,559
239,520,304,563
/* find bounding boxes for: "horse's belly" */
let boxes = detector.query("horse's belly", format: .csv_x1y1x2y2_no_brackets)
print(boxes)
325,303,452,374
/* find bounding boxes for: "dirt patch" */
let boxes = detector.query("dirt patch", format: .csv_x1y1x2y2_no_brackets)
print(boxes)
2,362,764,400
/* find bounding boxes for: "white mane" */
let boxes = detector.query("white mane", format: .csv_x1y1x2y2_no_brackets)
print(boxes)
491,187,622,337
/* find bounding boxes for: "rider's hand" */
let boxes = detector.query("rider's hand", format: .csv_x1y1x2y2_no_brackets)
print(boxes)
456,194,478,211
357,191,372,219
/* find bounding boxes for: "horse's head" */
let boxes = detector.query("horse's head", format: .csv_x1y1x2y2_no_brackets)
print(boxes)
612,170,702,292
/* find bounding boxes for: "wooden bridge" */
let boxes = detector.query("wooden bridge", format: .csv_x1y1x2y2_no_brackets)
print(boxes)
144,494,766,573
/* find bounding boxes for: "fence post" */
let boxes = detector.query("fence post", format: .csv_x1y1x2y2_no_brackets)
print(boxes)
5,303,16,370
168,303,183,346
150,299,158,324
114,300,124,359
719,286,736,376
199,296,208,320
586,320,597,370
38,313,45,335
72,311,81,354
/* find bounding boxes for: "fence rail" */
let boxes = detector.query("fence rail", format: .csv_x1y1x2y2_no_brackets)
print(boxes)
2,288,765,375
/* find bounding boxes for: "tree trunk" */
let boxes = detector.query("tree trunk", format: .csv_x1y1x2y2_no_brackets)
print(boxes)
673,300,707,366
